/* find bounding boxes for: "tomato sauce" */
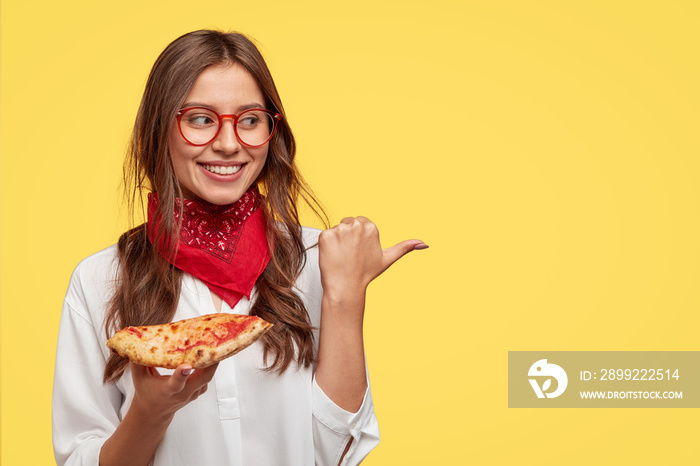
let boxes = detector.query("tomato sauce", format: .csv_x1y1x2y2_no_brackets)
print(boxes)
126,327,143,338
168,316,257,353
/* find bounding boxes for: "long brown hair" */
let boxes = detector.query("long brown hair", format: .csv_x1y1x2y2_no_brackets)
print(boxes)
104,30,328,383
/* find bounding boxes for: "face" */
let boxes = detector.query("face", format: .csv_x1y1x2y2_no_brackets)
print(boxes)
169,63,269,205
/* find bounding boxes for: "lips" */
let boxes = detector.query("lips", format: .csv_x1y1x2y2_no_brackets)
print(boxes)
200,163,244,175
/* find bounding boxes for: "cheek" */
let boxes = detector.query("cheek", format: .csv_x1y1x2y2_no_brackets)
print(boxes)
168,133,185,171
169,135,198,171
250,148,269,176
169,150,187,182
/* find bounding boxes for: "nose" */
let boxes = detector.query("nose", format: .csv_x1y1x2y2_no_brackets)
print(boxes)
211,117,241,154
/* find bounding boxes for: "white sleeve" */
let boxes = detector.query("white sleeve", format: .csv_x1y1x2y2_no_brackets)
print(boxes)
52,288,123,464
311,376,380,466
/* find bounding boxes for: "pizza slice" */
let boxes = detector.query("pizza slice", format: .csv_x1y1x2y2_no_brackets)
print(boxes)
106,313,272,369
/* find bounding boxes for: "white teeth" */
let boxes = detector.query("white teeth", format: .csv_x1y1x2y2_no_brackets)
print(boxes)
203,164,242,175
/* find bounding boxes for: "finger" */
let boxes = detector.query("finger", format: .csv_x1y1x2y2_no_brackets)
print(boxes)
340,216,372,226
382,239,428,269
187,362,219,386
130,362,150,379
167,364,193,394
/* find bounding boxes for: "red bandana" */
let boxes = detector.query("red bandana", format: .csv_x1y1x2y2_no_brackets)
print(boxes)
147,188,272,308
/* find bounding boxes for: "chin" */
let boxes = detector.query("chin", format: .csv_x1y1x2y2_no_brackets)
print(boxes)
197,188,249,206
202,195,244,206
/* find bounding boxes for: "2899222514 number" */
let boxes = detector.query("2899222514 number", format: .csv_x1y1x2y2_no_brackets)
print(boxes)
600,368,679,381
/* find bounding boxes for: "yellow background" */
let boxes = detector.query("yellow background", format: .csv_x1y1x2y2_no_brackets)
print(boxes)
2,1,699,464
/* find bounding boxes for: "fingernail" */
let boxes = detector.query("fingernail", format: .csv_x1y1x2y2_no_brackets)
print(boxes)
182,368,192,376
413,244,429,250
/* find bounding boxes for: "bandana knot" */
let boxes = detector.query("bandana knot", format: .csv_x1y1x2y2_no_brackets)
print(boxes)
176,190,260,263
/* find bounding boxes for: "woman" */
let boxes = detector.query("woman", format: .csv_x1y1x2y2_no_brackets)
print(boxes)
52,30,427,466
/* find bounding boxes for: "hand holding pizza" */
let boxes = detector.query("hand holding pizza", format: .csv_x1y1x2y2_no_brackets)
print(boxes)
130,362,218,420
100,313,271,463
99,362,220,465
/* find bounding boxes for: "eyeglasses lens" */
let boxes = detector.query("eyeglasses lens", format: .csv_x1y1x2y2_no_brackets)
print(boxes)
179,108,274,146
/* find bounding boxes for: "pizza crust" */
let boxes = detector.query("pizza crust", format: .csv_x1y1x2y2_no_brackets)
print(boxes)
106,313,272,369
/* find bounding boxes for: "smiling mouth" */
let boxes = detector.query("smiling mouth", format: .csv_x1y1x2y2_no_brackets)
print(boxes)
201,164,244,175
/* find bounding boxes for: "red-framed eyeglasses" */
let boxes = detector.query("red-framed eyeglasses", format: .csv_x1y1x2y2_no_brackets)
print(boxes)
176,107,282,147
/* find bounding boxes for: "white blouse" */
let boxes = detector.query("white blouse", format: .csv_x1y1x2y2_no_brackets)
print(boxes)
52,227,379,465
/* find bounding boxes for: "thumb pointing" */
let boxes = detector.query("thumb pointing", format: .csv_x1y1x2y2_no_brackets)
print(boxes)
382,239,428,269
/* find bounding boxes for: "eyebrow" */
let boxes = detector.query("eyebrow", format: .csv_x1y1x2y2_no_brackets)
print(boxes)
181,102,266,112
